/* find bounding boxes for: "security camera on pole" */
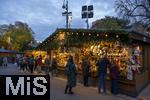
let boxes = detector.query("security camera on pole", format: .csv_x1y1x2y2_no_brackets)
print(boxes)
62,0,72,29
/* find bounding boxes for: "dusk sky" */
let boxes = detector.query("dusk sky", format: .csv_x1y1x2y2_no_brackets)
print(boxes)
0,0,116,42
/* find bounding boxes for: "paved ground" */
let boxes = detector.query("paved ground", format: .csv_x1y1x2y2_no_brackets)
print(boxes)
50,77,150,100
0,63,149,100
0,63,45,75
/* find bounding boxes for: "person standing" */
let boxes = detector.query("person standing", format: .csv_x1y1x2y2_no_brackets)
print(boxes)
64,55,77,94
36,55,43,73
96,55,110,94
44,55,51,75
19,56,23,71
81,58,90,86
0,57,3,67
110,59,119,95
28,55,35,74
22,56,27,72
3,57,8,67
51,57,57,76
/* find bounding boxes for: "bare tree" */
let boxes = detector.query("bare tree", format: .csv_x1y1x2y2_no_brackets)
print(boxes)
115,0,150,28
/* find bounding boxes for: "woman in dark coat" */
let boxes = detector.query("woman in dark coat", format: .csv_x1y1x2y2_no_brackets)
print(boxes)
110,59,119,95
81,58,90,86
64,55,77,94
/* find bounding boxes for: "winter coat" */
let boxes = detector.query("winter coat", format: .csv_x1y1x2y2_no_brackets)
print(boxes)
81,61,90,76
65,60,77,87
51,59,57,70
110,64,119,80
44,58,50,66
36,57,42,66
96,58,110,76
28,57,35,65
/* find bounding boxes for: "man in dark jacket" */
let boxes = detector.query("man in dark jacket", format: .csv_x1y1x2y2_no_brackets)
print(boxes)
96,55,110,94
51,58,57,76
28,55,35,74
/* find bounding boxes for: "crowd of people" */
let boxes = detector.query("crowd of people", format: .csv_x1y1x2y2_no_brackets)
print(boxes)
16,55,51,74
0,54,119,95
64,54,119,95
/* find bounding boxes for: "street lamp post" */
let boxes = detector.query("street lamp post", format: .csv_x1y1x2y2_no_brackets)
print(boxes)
62,0,72,29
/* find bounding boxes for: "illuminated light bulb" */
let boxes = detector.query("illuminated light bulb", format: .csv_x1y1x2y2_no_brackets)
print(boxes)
72,33,73,35
89,33,91,36
137,46,140,50
116,35,119,38
76,33,79,35
97,34,99,37
83,33,85,35
90,46,94,50
105,34,108,37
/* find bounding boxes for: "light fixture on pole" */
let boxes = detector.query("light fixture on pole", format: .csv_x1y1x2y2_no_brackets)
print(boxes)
62,0,72,29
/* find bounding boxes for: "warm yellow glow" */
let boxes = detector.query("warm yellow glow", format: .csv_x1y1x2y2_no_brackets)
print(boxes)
116,35,119,38
105,34,108,37
137,46,140,50
91,46,94,49
59,33,65,40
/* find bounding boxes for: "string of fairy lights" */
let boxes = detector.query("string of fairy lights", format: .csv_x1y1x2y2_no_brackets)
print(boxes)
37,29,130,50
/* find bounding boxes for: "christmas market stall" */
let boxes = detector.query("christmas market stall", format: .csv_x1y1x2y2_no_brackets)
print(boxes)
37,28,150,96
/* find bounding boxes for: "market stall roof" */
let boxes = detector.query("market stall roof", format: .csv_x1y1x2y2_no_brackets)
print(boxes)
0,48,10,53
36,28,150,50
0,48,23,54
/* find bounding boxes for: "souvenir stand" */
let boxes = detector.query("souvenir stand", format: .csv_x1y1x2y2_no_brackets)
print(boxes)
37,28,150,96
